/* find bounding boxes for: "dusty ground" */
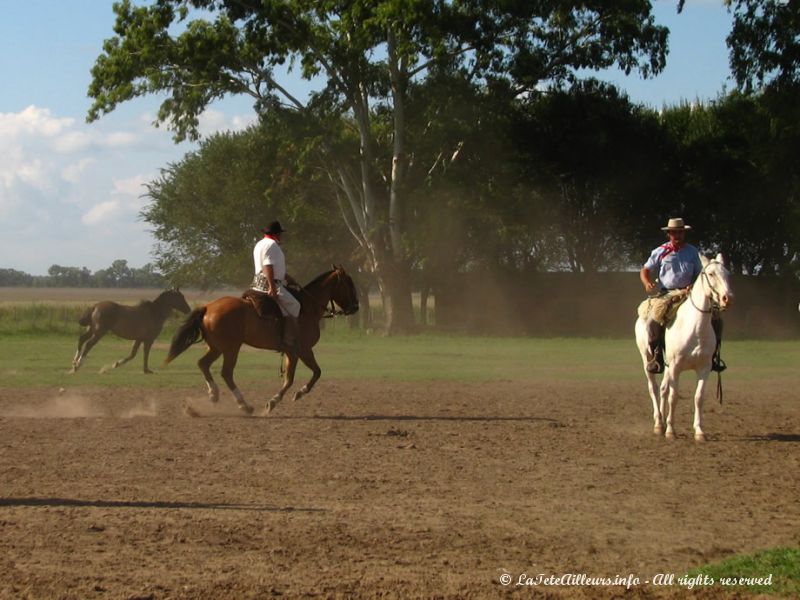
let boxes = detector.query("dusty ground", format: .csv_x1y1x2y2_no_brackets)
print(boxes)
0,378,797,599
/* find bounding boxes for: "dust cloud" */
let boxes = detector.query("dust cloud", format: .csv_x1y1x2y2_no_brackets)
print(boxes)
0,391,159,419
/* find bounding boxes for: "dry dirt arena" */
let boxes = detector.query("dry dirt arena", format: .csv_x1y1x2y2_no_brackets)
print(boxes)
0,378,798,599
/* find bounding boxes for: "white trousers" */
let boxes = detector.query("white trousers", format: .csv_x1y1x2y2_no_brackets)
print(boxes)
274,282,301,317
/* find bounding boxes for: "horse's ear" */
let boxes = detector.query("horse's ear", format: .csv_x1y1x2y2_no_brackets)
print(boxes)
700,254,709,267
715,253,725,266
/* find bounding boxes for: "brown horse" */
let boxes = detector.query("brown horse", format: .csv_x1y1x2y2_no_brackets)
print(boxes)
164,266,359,415
71,289,191,374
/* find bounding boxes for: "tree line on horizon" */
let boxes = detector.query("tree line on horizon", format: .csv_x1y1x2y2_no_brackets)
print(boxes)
0,260,166,288
82,0,800,332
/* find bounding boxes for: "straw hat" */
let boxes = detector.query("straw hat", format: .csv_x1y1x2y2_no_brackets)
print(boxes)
661,217,692,231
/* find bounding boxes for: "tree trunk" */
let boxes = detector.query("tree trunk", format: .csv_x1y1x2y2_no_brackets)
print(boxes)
374,258,415,334
419,285,429,326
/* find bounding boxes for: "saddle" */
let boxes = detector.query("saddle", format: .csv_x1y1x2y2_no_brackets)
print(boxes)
241,285,302,319
637,289,689,327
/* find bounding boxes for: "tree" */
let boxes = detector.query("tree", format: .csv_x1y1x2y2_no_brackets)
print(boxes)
725,0,800,93
88,0,668,332
511,81,674,272
144,122,357,289
47,265,93,287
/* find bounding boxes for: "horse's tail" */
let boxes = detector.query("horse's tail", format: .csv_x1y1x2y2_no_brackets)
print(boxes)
78,306,93,327
164,307,207,366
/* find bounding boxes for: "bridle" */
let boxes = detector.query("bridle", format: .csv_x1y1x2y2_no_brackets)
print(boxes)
301,269,359,318
689,261,726,314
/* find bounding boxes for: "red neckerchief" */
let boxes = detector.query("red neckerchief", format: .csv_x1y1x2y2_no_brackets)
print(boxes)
264,234,280,244
658,241,682,261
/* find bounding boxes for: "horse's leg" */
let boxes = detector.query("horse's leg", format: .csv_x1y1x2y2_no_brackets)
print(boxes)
220,347,253,415
72,330,107,372
112,340,141,370
645,371,663,435
664,368,681,440
292,348,322,402
266,352,299,415
198,347,222,403
72,330,93,370
692,369,711,442
142,340,155,374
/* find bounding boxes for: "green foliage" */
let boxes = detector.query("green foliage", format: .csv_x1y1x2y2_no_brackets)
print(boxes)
689,547,800,597
143,122,357,289
1,261,166,288
511,81,674,272
87,0,670,333
659,93,800,275
727,0,800,93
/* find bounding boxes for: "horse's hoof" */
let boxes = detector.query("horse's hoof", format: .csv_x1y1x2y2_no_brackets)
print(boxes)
144,370,155,375
665,430,676,440
239,403,254,416
264,399,278,415
694,432,706,443
653,424,664,436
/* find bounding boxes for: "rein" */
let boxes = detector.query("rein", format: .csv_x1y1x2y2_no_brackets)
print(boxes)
298,270,355,319
688,261,723,314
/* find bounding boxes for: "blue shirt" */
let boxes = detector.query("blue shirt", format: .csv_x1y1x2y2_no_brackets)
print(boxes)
643,243,703,291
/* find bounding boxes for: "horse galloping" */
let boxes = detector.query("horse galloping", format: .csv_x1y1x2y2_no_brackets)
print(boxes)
635,254,734,441
164,266,359,415
71,289,191,374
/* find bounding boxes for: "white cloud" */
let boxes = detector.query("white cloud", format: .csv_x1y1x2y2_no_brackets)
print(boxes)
61,158,95,183
0,105,73,139
82,200,122,226
0,104,196,274
0,101,255,275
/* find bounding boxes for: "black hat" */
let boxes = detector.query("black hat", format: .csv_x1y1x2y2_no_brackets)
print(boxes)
262,221,286,235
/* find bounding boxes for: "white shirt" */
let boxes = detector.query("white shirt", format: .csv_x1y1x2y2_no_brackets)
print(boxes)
253,236,286,280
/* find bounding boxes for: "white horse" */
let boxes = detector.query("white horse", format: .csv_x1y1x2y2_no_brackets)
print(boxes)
635,254,734,441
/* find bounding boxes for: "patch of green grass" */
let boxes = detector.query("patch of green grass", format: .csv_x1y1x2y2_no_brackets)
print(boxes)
688,547,800,597
1,328,799,389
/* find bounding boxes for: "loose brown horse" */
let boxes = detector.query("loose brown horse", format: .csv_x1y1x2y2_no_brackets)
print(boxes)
164,266,359,415
71,289,191,374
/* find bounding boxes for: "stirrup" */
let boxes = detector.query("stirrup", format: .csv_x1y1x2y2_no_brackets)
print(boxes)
711,355,727,373
646,359,664,374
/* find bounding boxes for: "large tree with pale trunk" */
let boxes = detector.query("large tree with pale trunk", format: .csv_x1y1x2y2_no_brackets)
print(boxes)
88,0,668,332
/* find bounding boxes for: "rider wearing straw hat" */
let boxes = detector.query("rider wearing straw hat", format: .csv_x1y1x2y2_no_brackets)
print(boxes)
639,218,703,373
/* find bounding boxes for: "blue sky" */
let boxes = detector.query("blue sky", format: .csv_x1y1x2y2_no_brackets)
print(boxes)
0,0,733,276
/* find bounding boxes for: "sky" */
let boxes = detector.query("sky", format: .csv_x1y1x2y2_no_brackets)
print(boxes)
0,0,734,276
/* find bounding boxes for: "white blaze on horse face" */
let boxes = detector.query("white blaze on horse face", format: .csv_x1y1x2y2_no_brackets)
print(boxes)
709,258,734,310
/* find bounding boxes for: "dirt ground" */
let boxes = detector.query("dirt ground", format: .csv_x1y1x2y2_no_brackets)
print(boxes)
0,378,798,599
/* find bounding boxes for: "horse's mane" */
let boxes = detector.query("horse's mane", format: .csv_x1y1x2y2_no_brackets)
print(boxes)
137,290,175,309
304,270,336,289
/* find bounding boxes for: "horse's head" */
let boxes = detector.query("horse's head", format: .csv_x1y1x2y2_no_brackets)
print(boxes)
161,288,192,314
699,253,734,311
329,266,359,316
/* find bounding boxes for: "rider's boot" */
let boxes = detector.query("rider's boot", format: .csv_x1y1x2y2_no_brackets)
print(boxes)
646,321,665,374
711,317,726,372
282,316,301,354
646,343,664,374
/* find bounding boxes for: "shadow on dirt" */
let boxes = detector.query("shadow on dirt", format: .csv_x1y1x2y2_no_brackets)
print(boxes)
0,497,326,512
274,414,563,424
741,433,800,443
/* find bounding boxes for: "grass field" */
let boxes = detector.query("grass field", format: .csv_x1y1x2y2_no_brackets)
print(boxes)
2,326,799,390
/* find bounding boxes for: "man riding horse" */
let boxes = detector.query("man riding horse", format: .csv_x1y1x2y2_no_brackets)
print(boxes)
249,220,301,353
639,218,725,374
